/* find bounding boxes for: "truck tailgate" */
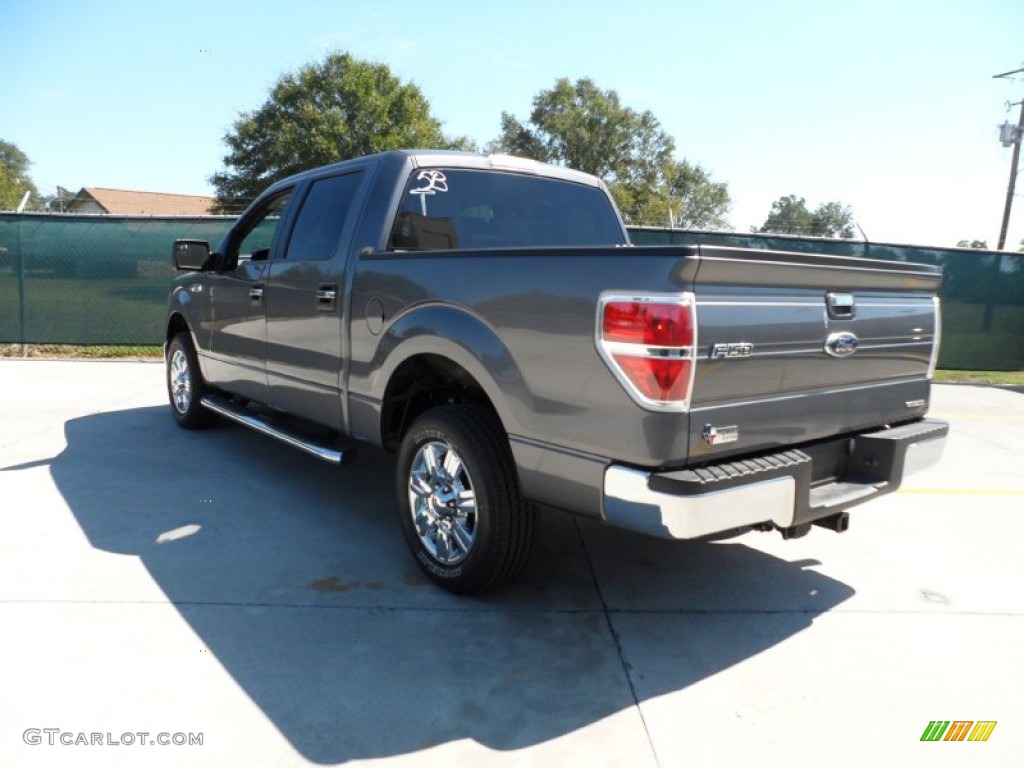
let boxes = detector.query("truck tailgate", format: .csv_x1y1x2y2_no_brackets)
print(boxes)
689,245,942,463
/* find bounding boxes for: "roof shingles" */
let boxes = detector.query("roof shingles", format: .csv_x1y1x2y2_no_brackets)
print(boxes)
72,187,215,215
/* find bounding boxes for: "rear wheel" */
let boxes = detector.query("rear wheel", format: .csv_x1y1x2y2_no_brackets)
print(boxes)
395,405,534,594
166,333,217,429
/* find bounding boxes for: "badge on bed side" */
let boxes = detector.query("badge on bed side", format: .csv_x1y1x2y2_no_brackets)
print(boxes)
703,424,739,445
709,342,753,359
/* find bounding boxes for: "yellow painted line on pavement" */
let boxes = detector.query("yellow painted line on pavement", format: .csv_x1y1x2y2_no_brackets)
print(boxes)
928,412,1024,421
899,488,1024,496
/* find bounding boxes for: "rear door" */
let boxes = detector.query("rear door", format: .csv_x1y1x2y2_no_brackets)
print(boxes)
264,168,368,429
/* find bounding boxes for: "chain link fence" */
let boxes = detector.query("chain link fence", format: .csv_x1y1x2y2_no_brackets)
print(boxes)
1,213,1022,369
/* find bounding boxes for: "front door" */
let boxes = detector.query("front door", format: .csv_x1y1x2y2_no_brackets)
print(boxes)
202,190,293,403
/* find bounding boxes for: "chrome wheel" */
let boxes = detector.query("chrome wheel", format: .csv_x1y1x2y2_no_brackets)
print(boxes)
396,405,534,593
408,440,478,565
166,333,216,430
169,348,192,414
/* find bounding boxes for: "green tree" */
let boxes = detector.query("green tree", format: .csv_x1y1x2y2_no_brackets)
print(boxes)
489,77,730,228
956,239,989,249
758,195,855,238
758,195,813,235
811,201,856,238
663,159,731,229
210,52,474,212
0,139,38,210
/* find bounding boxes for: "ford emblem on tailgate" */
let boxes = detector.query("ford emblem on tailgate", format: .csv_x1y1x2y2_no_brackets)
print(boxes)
824,331,859,358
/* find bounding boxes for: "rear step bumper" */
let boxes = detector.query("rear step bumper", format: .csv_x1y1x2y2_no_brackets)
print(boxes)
201,395,357,465
602,418,948,540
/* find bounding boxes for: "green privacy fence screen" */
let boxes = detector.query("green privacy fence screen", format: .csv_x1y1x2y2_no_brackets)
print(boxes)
1,213,1022,369
0,214,234,346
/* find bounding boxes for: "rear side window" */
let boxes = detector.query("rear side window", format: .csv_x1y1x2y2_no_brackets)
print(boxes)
388,168,625,251
285,171,363,261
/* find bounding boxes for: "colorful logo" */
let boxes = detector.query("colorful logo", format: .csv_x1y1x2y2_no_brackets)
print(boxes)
921,721,997,742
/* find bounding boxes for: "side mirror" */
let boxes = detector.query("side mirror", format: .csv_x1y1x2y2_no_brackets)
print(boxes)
173,239,212,271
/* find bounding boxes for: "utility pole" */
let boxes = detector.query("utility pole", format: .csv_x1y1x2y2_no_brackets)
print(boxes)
994,66,1024,250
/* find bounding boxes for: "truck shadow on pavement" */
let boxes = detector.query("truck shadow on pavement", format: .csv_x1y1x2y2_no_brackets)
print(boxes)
51,405,855,764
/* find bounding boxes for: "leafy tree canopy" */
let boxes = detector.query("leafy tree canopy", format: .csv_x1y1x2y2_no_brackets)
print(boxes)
489,77,730,228
956,239,989,249
758,195,855,238
0,139,39,210
210,52,474,212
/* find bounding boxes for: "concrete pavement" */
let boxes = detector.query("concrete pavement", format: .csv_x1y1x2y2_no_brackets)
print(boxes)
1,361,1021,767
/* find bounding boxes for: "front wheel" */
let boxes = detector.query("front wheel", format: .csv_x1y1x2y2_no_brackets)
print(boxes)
395,405,534,594
166,333,217,429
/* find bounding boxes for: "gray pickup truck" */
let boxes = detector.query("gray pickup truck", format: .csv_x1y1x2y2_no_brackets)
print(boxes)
167,150,948,593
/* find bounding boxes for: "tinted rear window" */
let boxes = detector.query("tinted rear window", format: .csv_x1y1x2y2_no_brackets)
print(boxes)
389,168,625,251
285,171,363,261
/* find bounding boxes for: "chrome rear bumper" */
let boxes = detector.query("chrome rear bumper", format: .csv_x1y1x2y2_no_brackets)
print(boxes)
602,419,948,540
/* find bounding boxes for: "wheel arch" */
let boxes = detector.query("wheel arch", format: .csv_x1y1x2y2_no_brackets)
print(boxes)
353,303,531,451
378,351,507,452
362,303,536,454
165,310,212,388
165,283,204,352
165,311,191,348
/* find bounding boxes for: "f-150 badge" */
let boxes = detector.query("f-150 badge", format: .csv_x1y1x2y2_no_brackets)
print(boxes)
709,342,753,359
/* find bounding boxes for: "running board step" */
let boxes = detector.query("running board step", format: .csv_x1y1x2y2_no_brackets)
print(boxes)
200,395,357,465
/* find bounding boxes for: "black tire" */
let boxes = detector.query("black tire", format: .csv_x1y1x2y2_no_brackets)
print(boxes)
395,404,534,594
166,332,217,429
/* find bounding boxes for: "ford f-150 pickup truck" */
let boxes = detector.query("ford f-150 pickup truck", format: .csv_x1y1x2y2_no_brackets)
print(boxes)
166,149,948,593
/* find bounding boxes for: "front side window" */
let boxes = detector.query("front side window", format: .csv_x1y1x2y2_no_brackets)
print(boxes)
230,191,292,265
388,168,626,251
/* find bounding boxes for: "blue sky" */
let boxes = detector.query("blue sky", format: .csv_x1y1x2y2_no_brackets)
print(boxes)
3,0,1023,247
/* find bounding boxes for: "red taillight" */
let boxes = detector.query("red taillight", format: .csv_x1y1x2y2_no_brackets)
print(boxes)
603,301,693,347
611,355,692,401
598,294,697,410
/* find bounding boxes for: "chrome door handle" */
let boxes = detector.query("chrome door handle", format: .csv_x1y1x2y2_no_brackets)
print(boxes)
317,284,338,311
249,284,264,301
826,292,855,319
